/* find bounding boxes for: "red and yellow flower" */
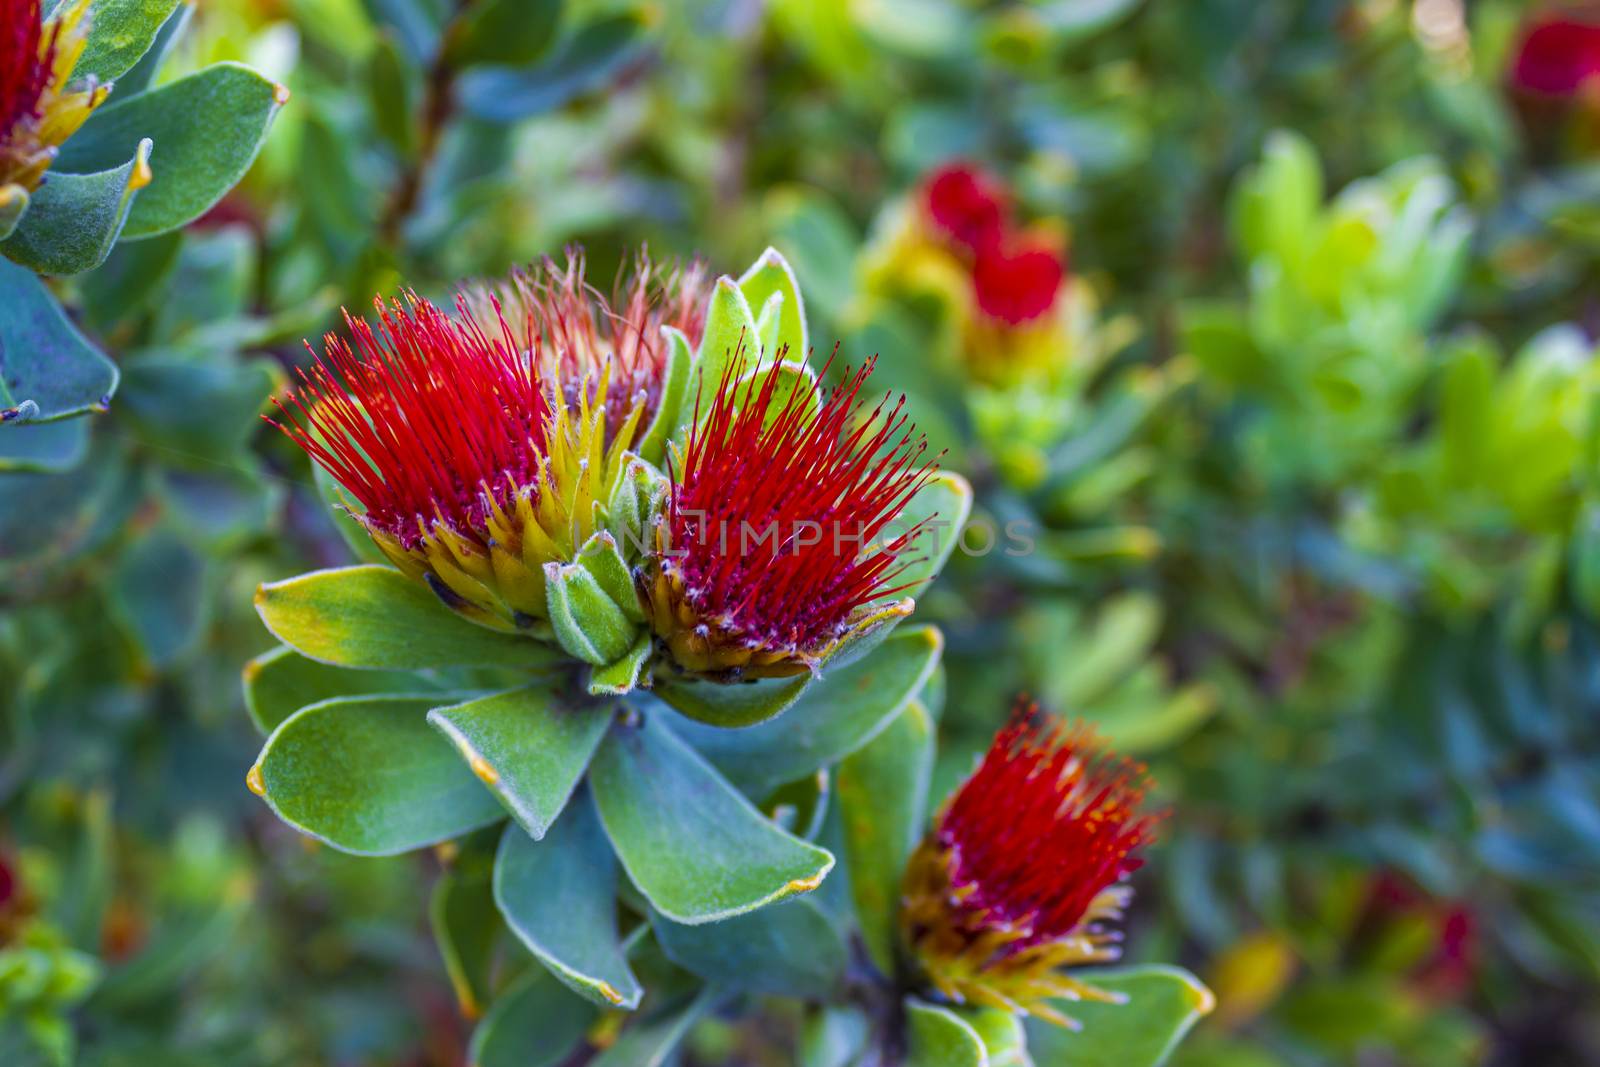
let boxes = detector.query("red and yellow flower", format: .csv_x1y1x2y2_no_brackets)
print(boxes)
1,0,108,195
901,701,1161,1025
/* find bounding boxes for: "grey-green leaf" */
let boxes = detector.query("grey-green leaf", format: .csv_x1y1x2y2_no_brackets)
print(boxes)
73,0,183,83
457,13,649,123
652,896,847,999
0,258,118,421
1024,965,1214,1067
56,62,287,238
254,565,554,670
590,988,721,1067
906,997,989,1067
589,712,835,924
493,798,643,1009
249,695,506,855
836,699,935,976
446,0,561,67
738,247,808,360
469,965,597,1067
428,685,612,840
0,138,151,273
430,867,499,1018
651,672,813,729
665,625,943,794
243,646,441,735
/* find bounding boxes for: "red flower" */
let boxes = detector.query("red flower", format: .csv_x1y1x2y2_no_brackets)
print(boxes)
0,0,51,146
643,352,936,677
940,702,1158,948
1510,14,1600,97
973,237,1067,326
0,849,15,912
902,702,1161,1022
467,252,709,437
923,162,1008,255
271,294,549,551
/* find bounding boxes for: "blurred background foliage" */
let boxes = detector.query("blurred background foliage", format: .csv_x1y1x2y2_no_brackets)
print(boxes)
5,0,1600,1063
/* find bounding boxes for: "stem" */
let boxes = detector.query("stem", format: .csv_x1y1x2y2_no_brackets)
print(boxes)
379,9,467,244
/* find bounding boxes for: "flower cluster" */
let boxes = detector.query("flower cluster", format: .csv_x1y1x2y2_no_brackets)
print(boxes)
642,352,936,678
0,0,107,193
901,701,1160,1025
921,161,1068,332
272,250,937,687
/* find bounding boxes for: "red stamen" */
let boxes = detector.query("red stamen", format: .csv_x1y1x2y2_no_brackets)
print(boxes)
267,293,550,548
0,0,51,144
939,702,1161,949
665,348,939,655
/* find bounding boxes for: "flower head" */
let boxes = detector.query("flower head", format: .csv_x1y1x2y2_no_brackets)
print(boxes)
464,250,709,437
641,352,937,678
1510,14,1600,98
923,163,1008,255
901,702,1161,1025
270,290,645,633
1,0,108,193
973,236,1067,327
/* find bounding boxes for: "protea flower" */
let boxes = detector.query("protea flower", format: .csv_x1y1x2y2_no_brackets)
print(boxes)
463,250,709,437
0,0,108,194
922,162,1008,256
640,352,937,679
901,702,1161,1026
1509,13,1600,98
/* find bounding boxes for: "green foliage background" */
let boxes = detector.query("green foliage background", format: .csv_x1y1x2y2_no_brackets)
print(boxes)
4,0,1600,1064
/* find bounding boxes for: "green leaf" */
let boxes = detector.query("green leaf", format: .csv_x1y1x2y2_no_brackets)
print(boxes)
428,685,613,840
254,565,554,670
690,275,759,409
636,326,693,466
590,632,652,696
734,358,821,430
738,247,808,360
249,694,506,855
56,62,287,239
112,1,190,96
893,471,975,599
0,416,88,473
242,645,439,735
665,626,943,794
494,796,643,1009
0,184,27,240
107,523,205,668
651,672,813,729
836,698,934,975
0,258,118,421
544,558,640,665
906,997,988,1067
577,531,646,623
117,348,277,459
590,988,721,1067
430,866,499,1018
652,896,846,999
446,0,561,67
366,32,417,156
961,1008,1032,1067
1024,965,1215,1067
79,229,182,329
74,0,183,82
469,965,597,1067
589,711,834,924
457,13,649,123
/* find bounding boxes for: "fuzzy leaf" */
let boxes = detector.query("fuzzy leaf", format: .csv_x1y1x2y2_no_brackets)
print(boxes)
428,685,612,840
545,559,640,665
56,62,287,238
0,184,28,241
665,625,943,793
738,247,808,359
652,896,846,999
242,645,440,735
590,632,653,696
249,695,506,855
961,1008,1032,1067
906,998,988,1067
651,673,814,729
836,699,935,976
636,327,694,467
589,711,834,924
590,989,721,1067
0,138,151,274
1024,965,1215,1066
0,416,88,472
255,565,554,670
893,471,975,599
74,0,183,82
494,797,644,1009
0,258,118,422
469,965,597,1067
114,0,189,95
